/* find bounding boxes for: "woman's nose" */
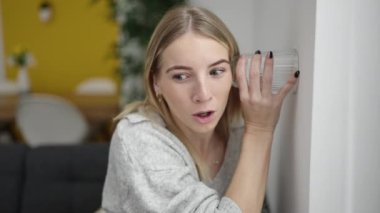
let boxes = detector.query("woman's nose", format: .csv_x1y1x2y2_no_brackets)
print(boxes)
192,79,212,103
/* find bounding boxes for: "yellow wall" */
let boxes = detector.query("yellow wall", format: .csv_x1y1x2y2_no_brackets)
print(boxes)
1,0,118,94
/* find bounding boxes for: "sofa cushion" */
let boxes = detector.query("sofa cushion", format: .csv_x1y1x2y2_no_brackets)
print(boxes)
21,143,109,213
0,143,28,213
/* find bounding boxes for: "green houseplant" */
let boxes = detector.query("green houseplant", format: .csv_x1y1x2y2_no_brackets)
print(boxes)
94,0,186,104
7,45,35,93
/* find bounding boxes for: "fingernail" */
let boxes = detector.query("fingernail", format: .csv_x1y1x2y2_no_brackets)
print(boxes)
269,51,273,59
255,50,261,55
294,70,300,78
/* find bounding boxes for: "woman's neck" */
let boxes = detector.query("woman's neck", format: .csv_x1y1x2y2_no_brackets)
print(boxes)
180,128,226,180
190,132,216,156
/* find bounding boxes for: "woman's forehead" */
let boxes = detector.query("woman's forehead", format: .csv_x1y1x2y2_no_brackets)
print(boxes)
160,33,229,67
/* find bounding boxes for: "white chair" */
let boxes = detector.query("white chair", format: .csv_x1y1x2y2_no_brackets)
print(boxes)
16,94,89,147
75,77,117,96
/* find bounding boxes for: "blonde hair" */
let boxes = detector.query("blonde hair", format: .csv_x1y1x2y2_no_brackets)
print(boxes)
116,5,241,181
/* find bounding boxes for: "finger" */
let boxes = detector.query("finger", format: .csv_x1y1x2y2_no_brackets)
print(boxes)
236,56,249,100
249,50,262,97
277,70,300,102
262,51,274,97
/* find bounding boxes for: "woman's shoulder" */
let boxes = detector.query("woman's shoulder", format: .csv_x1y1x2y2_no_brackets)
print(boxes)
111,111,195,171
119,109,165,126
115,111,167,137
114,111,172,145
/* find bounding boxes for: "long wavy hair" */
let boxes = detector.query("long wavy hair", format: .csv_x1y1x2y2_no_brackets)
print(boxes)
116,5,241,181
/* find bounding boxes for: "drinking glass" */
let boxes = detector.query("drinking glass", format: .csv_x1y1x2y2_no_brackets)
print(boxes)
235,49,299,94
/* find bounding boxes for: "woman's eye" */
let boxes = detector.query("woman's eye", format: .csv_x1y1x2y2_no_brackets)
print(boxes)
210,68,225,76
172,73,189,81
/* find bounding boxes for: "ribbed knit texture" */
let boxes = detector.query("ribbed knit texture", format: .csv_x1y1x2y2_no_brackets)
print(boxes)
102,112,248,212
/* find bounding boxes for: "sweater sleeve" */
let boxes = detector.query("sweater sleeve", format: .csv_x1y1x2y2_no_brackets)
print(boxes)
102,117,241,213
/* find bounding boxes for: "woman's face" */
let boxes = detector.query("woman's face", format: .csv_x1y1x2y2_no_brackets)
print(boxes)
155,32,232,136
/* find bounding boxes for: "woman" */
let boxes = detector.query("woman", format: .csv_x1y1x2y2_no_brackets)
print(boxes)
102,5,299,213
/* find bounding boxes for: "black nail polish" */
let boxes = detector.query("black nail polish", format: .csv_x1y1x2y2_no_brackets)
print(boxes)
269,51,273,59
255,50,261,55
294,70,300,78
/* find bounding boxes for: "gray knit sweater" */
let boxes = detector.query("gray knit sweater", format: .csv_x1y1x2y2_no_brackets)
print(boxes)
102,112,245,212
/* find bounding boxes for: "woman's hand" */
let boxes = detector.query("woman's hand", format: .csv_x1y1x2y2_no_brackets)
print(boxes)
236,51,299,134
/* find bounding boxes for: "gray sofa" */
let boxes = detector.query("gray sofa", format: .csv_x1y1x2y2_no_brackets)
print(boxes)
0,143,109,213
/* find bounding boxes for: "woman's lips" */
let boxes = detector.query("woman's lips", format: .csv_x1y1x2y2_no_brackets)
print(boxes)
192,111,215,124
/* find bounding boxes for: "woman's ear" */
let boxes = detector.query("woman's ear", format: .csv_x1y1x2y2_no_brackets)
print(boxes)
153,76,160,94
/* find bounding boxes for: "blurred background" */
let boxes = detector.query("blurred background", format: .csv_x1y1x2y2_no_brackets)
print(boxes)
0,0,186,144
0,0,119,145
1,0,379,213
1,0,118,94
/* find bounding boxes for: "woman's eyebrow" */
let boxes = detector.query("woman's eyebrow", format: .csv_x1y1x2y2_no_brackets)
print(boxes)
208,59,230,68
165,59,230,73
165,65,192,73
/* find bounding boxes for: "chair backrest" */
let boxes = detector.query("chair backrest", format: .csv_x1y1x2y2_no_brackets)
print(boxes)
16,94,89,147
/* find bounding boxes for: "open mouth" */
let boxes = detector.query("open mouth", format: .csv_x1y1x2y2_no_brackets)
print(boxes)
193,111,214,118
192,111,215,124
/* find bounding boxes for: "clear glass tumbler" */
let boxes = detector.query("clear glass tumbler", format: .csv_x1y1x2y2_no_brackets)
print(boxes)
236,49,299,94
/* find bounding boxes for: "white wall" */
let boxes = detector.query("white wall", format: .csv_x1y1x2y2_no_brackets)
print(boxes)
251,1,315,213
350,0,380,211
310,0,353,211
311,0,380,212
190,0,256,53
